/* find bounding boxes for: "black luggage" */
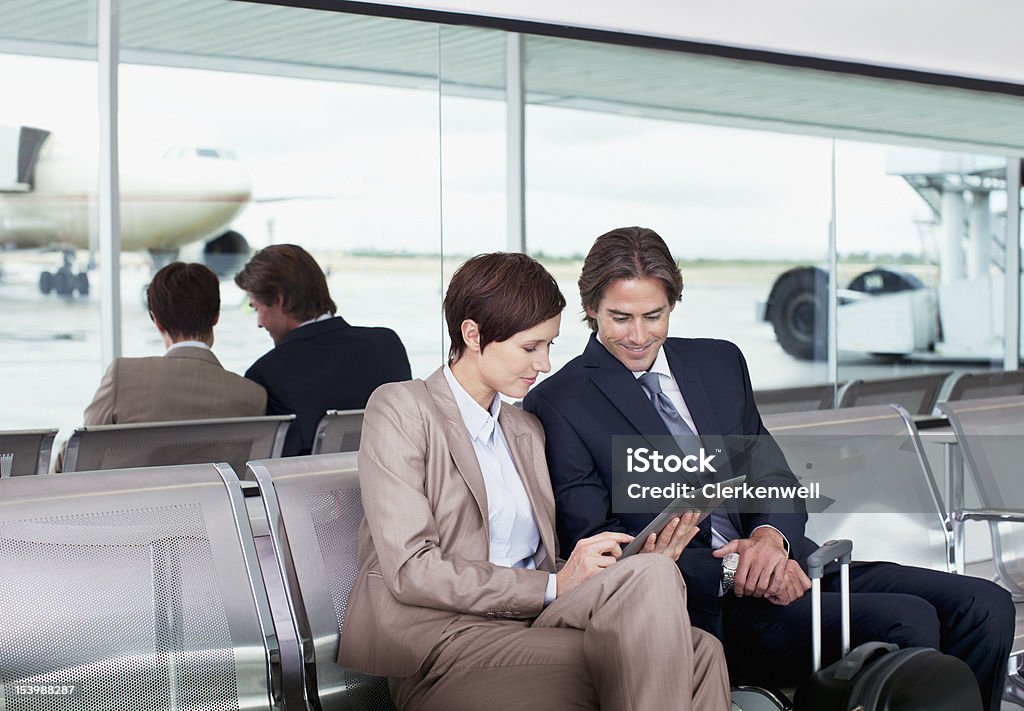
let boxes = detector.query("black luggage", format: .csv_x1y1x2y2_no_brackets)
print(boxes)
792,539,984,711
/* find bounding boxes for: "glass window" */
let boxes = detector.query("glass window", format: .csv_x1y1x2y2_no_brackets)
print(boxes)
115,3,445,380
0,51,101,438
524,104,833,387
439,25,508,361
834,142,1008,406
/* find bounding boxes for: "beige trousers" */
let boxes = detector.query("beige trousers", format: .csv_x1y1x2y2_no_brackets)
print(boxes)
394,554,731,711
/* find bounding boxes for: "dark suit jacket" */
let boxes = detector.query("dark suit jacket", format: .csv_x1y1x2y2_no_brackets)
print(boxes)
245,316,411,456
525,334,814,635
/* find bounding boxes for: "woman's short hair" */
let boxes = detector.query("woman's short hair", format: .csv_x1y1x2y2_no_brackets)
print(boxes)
146,262,220,340
444,252,566,362
234,244,336,322
578,226,683,331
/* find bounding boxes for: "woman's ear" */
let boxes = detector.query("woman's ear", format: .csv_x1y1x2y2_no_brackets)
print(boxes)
460,319,481,353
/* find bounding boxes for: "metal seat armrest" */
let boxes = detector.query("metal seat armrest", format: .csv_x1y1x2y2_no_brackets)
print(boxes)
954,508,1024,523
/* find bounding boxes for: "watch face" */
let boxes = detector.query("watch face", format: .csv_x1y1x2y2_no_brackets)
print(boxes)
723,552,740,571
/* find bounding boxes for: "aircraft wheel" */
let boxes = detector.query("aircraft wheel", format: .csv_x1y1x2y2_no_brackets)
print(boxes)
39,271,55,295
75,272,90,296
54,268,75,296
768,267,828,361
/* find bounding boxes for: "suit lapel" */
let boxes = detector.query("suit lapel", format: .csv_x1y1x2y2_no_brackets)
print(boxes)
664,342,723,437
664,342,743,531
423,369,490,535
583,335,672,449
498,409,557,572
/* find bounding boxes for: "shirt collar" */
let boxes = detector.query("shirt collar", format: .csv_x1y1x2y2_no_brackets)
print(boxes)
443,364,501,445
166,340,211,353
634,346,672,381
296,312,334,329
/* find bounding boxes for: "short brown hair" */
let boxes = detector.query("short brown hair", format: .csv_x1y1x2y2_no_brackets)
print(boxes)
234,244,336,322
578,226,683,331
444,252,566,362
146,262,220,340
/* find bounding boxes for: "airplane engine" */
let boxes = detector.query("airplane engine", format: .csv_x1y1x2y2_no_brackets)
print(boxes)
202,230,250,278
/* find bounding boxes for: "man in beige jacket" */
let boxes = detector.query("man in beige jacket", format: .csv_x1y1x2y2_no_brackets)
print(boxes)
82,262,266,425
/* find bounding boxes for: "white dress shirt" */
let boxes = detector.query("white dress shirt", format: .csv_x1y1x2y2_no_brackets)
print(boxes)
444,365,558,604
296,312,334,329
165,340,211,353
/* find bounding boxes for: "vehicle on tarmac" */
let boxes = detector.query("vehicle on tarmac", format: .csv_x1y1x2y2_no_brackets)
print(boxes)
760,153,1014,363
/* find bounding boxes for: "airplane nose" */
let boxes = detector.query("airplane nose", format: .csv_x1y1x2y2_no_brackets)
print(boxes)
118,151,252,251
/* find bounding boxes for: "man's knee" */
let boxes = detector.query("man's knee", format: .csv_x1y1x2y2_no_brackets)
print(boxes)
873,595,941,648
962,577,1015,642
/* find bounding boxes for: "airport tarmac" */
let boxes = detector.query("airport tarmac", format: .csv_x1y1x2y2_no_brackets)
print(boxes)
0,252,974,441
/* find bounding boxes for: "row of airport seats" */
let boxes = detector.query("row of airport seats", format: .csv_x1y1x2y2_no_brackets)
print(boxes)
0,454,387,711
766,397,1024,705
754,368,1024,416
2,398,1024,709
0,410,365,478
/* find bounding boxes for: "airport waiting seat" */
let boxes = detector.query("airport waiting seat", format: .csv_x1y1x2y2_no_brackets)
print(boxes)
248,453,395,711
0,463,282,710
753,383,839,415
939,396,1024,600
0,428,57,476
763,404,952,571
837,371,951,415
311,409,365,455
944,369,1024,402
938,396,1024,701
62,414,294,474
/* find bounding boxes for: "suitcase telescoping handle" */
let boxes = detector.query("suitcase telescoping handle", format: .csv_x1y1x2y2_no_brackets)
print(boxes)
806,539,853,673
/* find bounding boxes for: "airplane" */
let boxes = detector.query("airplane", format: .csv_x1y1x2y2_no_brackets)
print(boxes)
0,123,253,296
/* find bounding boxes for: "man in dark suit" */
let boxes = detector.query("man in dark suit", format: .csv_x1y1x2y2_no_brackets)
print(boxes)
524,226,1014,710
235,244,411,456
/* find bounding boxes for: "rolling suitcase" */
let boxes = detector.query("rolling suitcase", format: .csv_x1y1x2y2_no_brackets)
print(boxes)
793,539,984,711
730,686,792,710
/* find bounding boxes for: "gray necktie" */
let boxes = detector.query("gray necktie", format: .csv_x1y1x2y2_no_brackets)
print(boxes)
638,371,741,543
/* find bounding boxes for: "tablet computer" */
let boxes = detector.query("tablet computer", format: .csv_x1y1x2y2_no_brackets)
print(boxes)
619,474,746,558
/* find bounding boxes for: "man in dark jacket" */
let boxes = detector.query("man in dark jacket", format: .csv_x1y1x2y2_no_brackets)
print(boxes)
524,226,1014,710
235,244,411,456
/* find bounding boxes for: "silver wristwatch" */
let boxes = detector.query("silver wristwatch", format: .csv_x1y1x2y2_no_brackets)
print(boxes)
721,553,739,593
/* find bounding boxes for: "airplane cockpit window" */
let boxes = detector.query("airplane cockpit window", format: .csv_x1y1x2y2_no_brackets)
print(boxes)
160,147,237,160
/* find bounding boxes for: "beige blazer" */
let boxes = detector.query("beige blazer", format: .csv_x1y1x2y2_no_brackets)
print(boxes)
82,347,267,425
338,367,562,678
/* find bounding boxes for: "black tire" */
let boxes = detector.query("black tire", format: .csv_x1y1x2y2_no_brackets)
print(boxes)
767,267,828,361
55,267,74,296
39,271,54,295
75,272,89,296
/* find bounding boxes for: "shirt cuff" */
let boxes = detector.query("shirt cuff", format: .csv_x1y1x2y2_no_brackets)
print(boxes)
751,524,790,555
544,573,558,605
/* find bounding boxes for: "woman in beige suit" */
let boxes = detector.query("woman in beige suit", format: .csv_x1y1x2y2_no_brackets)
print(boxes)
338,252,730,711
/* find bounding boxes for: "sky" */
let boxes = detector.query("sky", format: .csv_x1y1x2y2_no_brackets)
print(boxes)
0,51,995,262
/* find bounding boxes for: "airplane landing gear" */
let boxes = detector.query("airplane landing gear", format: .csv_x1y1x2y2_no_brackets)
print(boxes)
39,252,89,297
